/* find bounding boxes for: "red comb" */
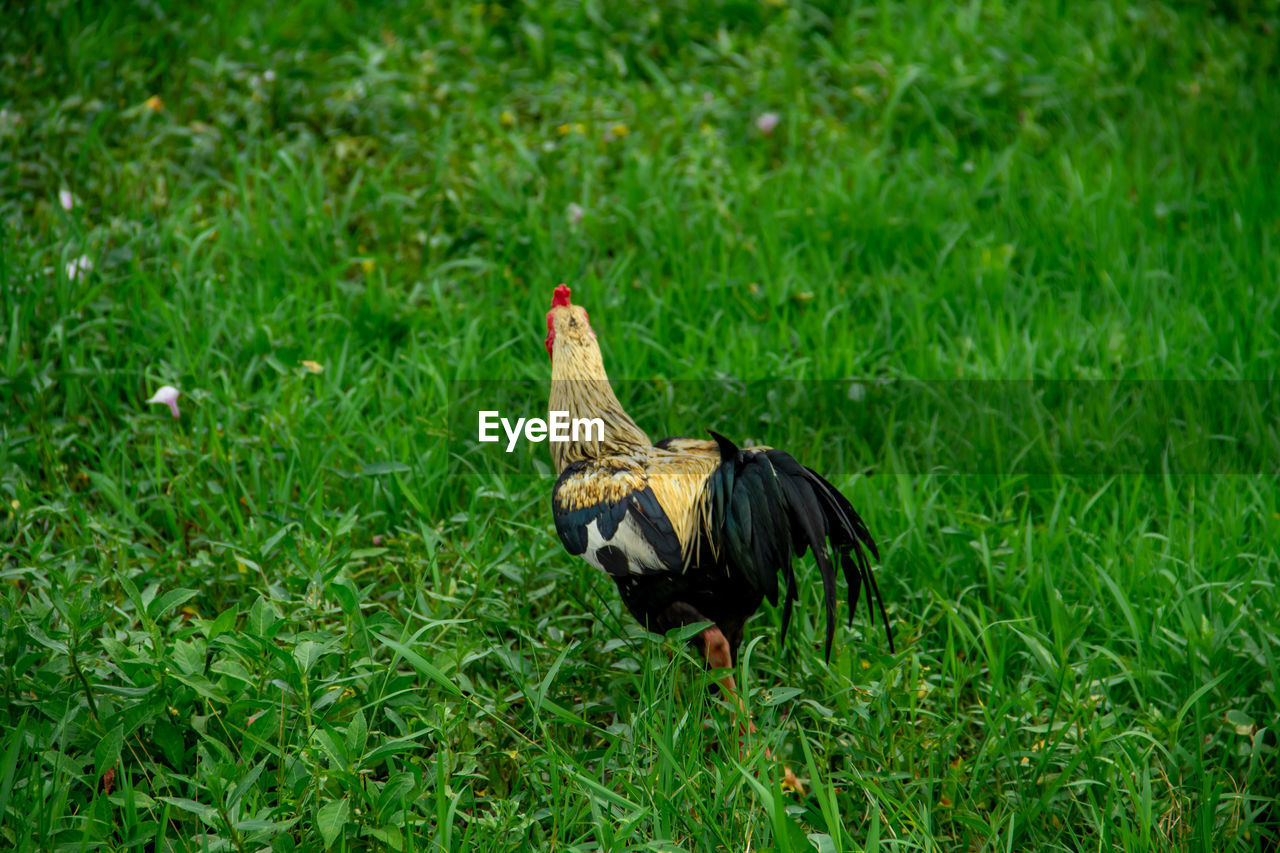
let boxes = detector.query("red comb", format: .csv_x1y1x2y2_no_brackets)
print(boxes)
551,284,572,307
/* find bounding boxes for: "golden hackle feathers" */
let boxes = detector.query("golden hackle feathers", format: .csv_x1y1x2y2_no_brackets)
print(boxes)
553,455,649,510
547,302,650,474
645,450,720,565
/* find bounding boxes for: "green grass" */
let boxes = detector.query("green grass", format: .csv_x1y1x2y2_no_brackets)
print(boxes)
3,0,1279,849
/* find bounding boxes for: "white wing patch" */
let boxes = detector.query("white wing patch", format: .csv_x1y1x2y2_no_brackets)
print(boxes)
581,515,669,576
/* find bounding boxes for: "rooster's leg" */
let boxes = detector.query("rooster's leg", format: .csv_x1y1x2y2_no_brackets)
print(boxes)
698,626,804,795
698,626,744,714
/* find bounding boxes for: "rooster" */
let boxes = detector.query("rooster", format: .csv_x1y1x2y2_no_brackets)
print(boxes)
545,284,893,774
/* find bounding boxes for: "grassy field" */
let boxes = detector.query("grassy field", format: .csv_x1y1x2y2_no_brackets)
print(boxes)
3,0,1279,850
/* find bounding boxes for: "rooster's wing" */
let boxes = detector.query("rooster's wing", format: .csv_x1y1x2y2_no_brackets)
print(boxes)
551,452,691,578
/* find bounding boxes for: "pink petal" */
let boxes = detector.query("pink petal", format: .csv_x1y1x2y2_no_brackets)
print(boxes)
65,255,92,280
146,385,182,418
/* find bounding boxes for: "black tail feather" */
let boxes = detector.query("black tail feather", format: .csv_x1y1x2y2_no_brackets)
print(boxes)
803,464,896,655
707,433,893,660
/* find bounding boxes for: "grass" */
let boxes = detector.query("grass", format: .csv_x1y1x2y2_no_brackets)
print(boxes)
2,0,1279,849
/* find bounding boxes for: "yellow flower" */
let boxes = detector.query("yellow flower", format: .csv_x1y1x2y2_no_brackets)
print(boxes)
361,259,376,275
144,95,164,112
500,109,515,128
556,124,571,136
611,122,629,138
301,360,324,374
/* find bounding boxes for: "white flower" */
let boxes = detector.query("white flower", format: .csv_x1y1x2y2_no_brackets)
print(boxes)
566,202,584,226
263,69,276,82
755,112,780,136
146,385,182,418
66,255,93,280
59,189,76,211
